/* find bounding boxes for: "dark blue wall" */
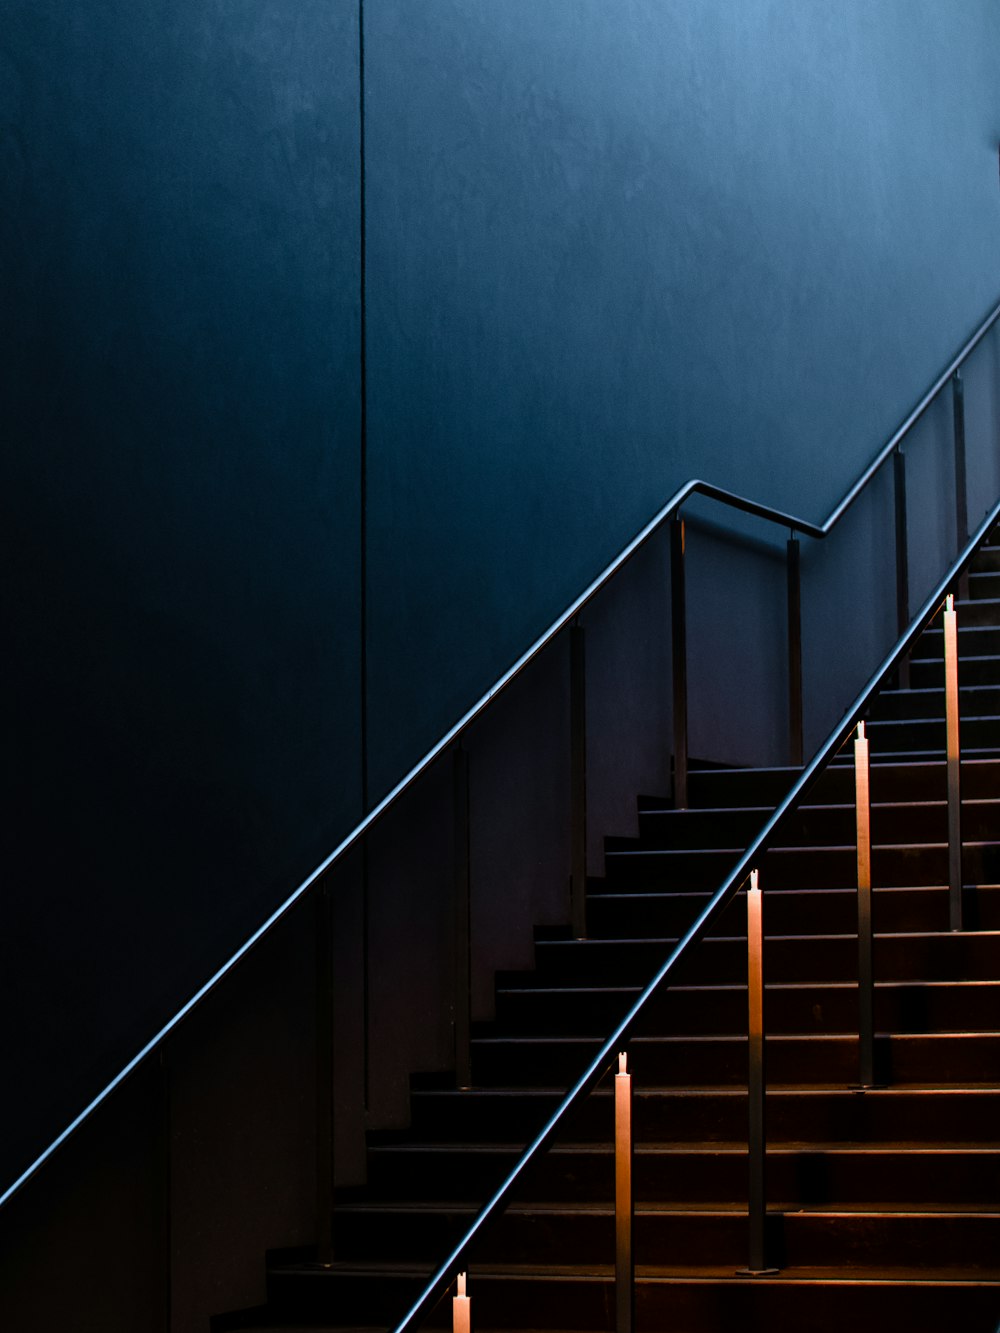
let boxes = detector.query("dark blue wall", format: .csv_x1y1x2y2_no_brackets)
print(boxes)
2,1,361,1190
3,0,1000,1216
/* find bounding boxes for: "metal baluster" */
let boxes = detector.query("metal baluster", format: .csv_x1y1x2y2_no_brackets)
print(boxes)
787,533,803,766
570,623,588,940
453,746,472,1088
854,723,875,1089
316,880,335,1264
615,1051,634,1333
453,1273,470,1333
671,516,688,810
953,372,969,600
739,869,775,1275
894,448,911,691
944,596,964,931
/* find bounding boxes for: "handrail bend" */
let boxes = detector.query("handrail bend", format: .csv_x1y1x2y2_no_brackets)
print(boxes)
3,298,998,1216
393,483,1000,1333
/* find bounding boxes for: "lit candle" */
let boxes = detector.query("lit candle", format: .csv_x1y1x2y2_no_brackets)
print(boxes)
453,1272,470,1333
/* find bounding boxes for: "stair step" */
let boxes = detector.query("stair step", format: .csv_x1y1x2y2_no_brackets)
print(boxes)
362,1142,1000,1207
602,841,1000,890
516,930,1000,986
489,980,1000,1036
910,653,1000,688
864,715,1000,750
585,884,1000,936
255,1260,1000,1331
871,683,1000,719
661,757,1000,808
629,798,1000,849
470,1032,1000,1087
314,1203,1000,1269
399,1086,1000,1145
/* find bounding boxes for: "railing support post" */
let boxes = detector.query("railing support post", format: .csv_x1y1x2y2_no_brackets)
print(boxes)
854,723,875,1089
894,448,911,691
671,516,689,810
739,869,775,1276
453,1273,470,1333
953,371,969,600
315,880,335,1264
787,534,803,766
570,623,588,940
944,596,964,931
453,746,473,1088
615,1051,634,1333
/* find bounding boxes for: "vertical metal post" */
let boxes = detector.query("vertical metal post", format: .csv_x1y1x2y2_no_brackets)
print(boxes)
570,623,588,941
953,371,969,600
739,870,774,1275
944,596,964,931
615,1051,634,1333
316,881,335,1264
453,1273,471,1333
894,448,911,691
158,1047,172,1332
855,722,875,1089
454,746,472,1087
787,534,803,766
671,516,689,811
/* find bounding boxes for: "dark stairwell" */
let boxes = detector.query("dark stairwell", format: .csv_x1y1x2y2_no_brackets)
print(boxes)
212,515,1000,1327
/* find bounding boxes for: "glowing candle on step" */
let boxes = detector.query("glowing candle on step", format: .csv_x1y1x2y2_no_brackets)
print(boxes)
453,1272,470,1333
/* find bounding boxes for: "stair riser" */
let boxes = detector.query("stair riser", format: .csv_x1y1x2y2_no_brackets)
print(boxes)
871,685,1000,719
522,933,1000,987
865,717,1000,750
680,759,1000,807
402,1089,1000,1145
921,625,1000,655
586,886,1000,937
471,1033,1000,1087
910,656,1000,689
971,545,1000,573
603,843,1000,890
362,1149,1000,1206
632,801,1000,850
490,983,1000,1036
323,1208,1000,1269
262,1269,1000,1332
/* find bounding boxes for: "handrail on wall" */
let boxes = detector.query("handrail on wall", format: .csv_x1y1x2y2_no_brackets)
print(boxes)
3,296,999,1219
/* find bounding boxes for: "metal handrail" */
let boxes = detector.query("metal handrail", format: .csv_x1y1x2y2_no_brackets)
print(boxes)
3,298,998,1216
394,481,1000,1333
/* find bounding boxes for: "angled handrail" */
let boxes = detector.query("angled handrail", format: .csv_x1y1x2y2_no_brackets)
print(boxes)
394,480,1000,1333
3,298,999,1216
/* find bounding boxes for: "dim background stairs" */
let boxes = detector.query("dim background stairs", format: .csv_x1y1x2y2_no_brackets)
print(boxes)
214,534,1000,1332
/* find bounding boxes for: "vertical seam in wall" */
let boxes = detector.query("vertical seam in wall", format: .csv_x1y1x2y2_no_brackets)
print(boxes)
358,0,370,1113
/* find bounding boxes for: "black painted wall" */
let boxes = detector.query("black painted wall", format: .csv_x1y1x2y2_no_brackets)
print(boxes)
3,5,1000,1325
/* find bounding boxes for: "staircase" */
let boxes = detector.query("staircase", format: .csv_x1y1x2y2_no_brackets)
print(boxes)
215,539,1000,1331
